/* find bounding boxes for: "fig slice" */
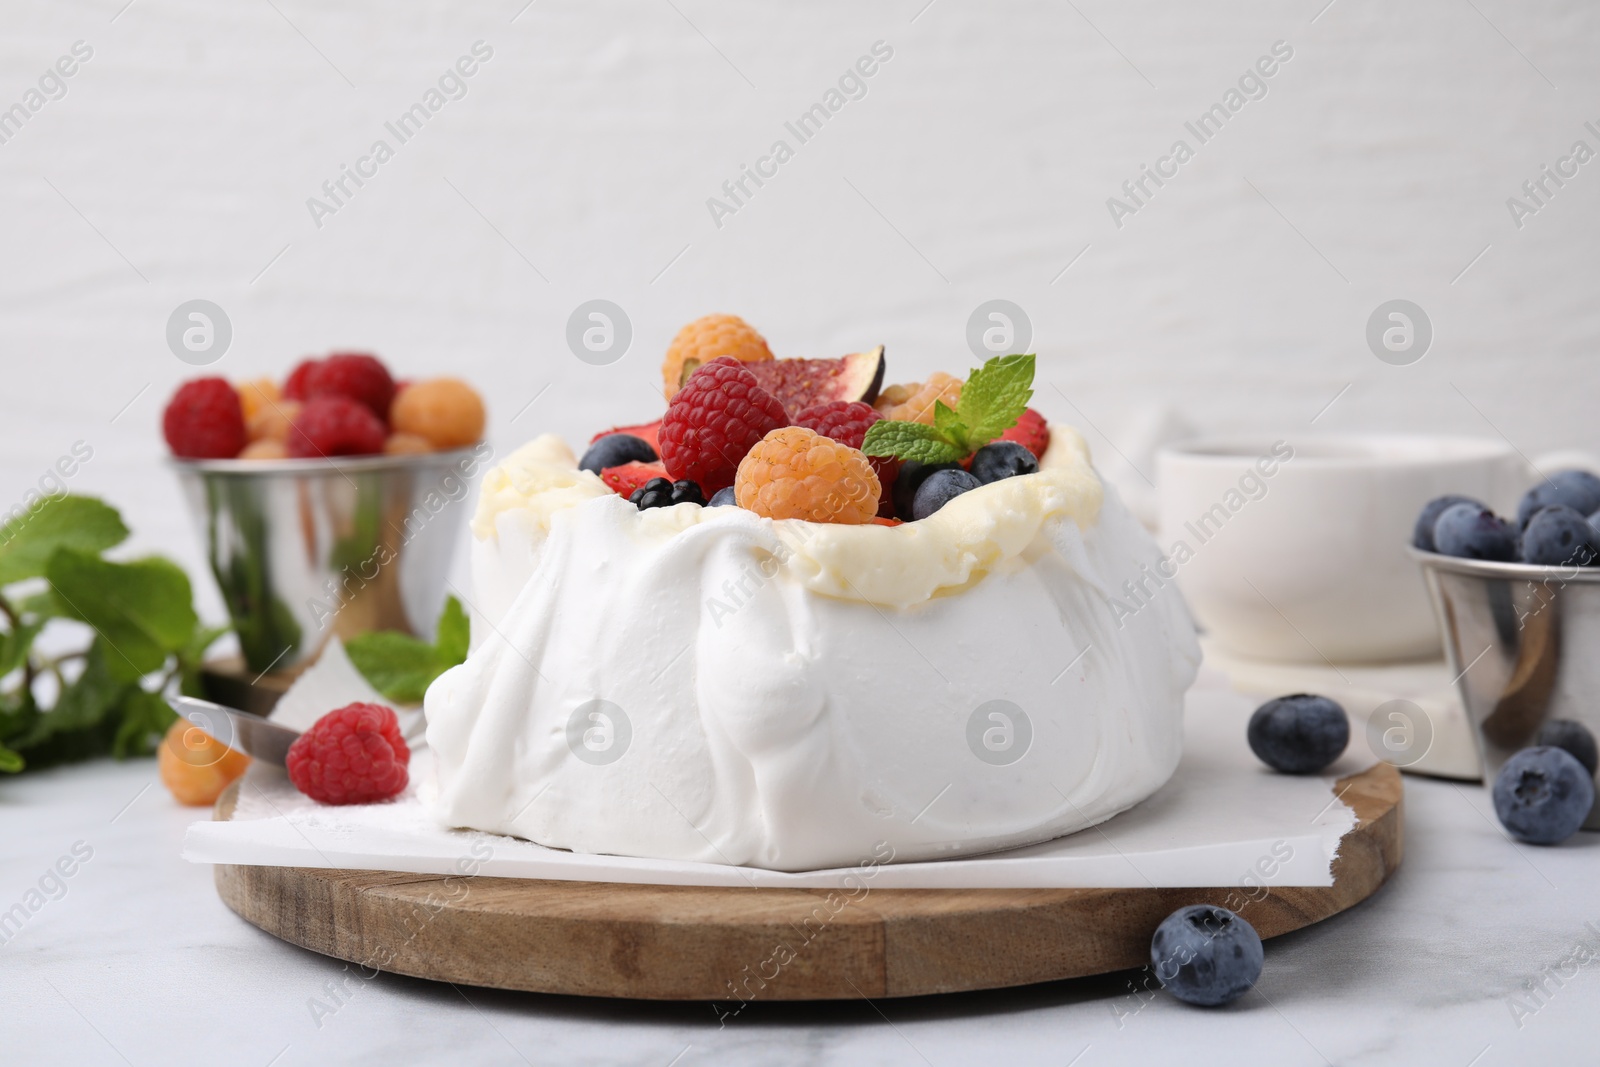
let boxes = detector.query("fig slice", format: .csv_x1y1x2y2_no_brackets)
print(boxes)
745,346,885,418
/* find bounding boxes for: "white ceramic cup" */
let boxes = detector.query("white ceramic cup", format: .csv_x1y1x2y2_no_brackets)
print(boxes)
1156,435,1527,664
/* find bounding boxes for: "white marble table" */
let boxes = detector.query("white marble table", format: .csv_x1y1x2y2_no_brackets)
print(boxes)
2,757,1595,1067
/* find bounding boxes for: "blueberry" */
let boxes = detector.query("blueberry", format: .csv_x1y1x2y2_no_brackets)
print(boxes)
630,477,705,509
1149,905,1264,1007
1413,494,1484,552
1519,505,1598,566
1433,503,1518,562
579,433,657,474
708,486,737,507
1247,694,1349,774
893,460,960,518
911,469,982,520
1516,470,1600,528
969,441,1039,484
1492,746,1595,845
1534,720,1599,777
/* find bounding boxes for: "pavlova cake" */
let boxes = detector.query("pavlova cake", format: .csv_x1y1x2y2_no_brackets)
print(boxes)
424,314,1200,871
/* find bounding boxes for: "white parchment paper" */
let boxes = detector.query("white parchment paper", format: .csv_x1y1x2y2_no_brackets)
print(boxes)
183,665,1363,889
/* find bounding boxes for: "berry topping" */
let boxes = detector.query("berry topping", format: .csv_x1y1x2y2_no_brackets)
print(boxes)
389,377,485,449
659,357,789,494
744,348,886,417
970,440,1039,484
282,357,320,400
580,433,658,474
794,400,882,448
600,461,668,498
286,394,388,458
1534,720,1599,776
1433,503,1518,562
286,702,410,805
708,486,737,507
881,372,962,425
662,314,773,398
999,407,1050,459
630,477,707,509
163,378,248,459
1247,693,1349,774
911,468,981,520
893,460,960,519
1492,746,1594,845
1412,494,1484,552
302,352,395,419
590,419,662,452
1150,905,1264,1007
1519,505,1598,565
1517,470,1600,528
734,426,881,523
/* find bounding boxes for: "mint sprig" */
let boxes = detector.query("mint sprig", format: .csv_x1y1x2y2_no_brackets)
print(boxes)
862,353,1035,463
345,596,469,704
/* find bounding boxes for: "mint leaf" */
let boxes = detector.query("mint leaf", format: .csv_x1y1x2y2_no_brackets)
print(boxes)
0,743,22,773
861,420,967,464
347,596,470,704
112,688,176,759
932,401,967,450
0,496,128,588
955,353,1035,447
45,551,198,682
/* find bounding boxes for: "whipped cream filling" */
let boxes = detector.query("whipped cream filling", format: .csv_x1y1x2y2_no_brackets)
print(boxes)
427,426,1200,871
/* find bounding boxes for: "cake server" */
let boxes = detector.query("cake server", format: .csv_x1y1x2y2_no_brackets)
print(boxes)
171,695,300,767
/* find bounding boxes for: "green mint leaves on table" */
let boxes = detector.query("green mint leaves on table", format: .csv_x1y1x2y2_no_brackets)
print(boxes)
0,495,225,773
861,353,1035,464
345,595,469,705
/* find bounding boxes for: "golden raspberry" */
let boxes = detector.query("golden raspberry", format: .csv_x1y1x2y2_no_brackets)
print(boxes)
246,399,300,443
390,378,485,449
238,438,289,460
874,381,921,413
384,432,434,455
734,426,880,523
237,378,281,425
662,314,773,398
159,718,250,807
883,372,962,425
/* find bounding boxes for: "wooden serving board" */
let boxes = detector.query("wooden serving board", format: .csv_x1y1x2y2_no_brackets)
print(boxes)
212,763,1401,1001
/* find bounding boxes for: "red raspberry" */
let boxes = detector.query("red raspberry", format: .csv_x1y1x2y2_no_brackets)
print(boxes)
600,460,668,498
162,378,247,459
286,702,410,805
795,400,898,516
303,352,395,420
287,394,388,457
283,358,321,400
659,357,788,494
1000,407,1050,459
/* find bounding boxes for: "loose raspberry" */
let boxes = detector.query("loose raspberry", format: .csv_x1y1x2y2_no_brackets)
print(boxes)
389,377,485,449
882,372,962,425
795,400,897,516
662,314,773,398
236,378,281,426
601,460,668,498
163,378,247,459
283,358,321,400
303,352,395,419
659,357,788,494
590,419,662,452
1000,407,1050,459
286,702,410,805
287,394,388,458
734,426,881,523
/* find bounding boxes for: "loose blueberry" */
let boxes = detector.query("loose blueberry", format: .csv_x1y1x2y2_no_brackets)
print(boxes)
893,460,960,518
1149,905,1264,1007
1519,505,1598,566
629,477,706,510
1516,470,1600,528
969,441,1040,484
1247,693,1349,774
708,486,737,507
911,468,982,520
1433,503,1518,562
1413,494,1484,552
1533,720,1599,777
580,433,657,474
1492,746,1595,845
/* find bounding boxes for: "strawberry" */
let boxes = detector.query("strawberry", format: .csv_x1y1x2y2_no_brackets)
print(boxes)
591,419,662,452
601,461,668,498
